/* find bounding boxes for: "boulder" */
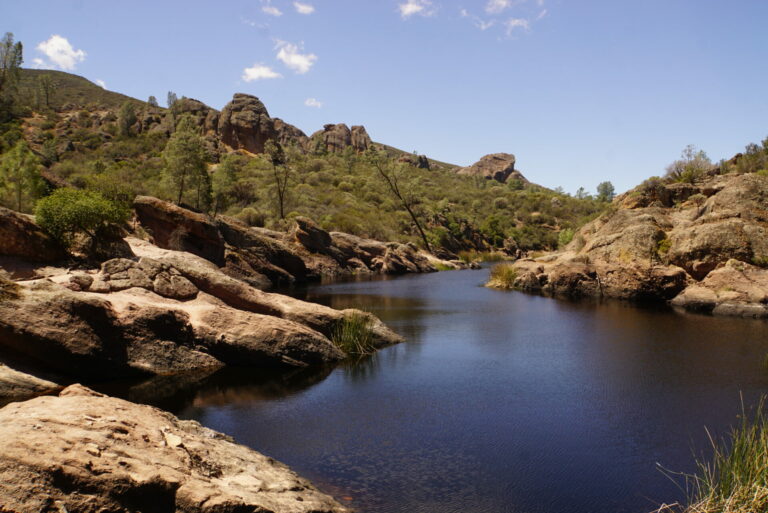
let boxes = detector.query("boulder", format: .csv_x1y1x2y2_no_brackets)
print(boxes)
398,154,430,169
0,385,349,513
0,207,66,262
456,153,525,183
218,93,276,154
292,216,333,253
133,196,225,266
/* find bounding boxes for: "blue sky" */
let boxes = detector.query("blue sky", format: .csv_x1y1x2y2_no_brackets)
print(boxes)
4,0,768,194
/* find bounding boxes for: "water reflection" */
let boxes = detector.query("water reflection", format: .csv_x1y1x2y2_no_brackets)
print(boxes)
94,364,335,414
96,267,768,513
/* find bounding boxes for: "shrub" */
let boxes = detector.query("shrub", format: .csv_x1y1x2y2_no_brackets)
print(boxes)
331,312,376,357
486,262,518,289
35,188,129,249
557,228,575,248
236,207,266,227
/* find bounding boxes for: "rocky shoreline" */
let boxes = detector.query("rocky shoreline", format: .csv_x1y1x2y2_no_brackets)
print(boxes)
492,172,768,318
0,197,465,510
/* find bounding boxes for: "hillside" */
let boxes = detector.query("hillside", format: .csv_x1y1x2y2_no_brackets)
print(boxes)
17,69,147,111
1,70,607,256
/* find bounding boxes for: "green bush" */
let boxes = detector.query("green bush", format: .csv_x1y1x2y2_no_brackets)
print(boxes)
35,188,129,249
558,228,575,248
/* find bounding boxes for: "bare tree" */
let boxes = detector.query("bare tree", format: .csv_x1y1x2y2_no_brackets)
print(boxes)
366,148,432,253
265,140,290,219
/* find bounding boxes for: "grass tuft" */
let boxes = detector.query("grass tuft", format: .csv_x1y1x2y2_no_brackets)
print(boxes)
0,272,21,302
486,263,518,289
656,397,768,513
331,312,377,357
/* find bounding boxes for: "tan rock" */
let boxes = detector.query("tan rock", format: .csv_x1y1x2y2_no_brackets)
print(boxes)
0,385,349,513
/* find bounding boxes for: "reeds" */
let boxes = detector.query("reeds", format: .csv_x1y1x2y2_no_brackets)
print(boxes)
331,312,376,357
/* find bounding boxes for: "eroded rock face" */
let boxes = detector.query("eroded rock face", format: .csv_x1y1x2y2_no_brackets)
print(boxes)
501,172,768,317
0,384,349,513
350,125,371,152
273,118,309,150
218,93,276,154
0,207,66,262
456,153,525,183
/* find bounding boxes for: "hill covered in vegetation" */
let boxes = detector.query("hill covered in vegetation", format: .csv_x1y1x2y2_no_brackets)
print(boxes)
1,65,608,256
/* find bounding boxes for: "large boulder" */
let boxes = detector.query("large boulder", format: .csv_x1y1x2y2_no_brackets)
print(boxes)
133,196,226,266
456,153,524,183
0,384,349,513
0,207,66,262
218,93,276,154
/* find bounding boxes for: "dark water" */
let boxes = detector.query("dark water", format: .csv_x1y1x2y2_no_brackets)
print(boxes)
102,267,768,513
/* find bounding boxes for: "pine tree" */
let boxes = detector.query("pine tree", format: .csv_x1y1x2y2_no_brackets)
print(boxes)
0,140,45,212
162,115,209,208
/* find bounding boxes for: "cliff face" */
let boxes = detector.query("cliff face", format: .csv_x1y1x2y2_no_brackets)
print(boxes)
502,171,768,318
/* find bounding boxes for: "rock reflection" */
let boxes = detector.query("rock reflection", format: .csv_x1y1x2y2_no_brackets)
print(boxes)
95,364,336,414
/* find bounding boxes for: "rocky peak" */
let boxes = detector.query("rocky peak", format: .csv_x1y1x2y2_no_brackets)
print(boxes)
218,93,276,154
310,123,371,153
350,125,371,152
456,153,525,183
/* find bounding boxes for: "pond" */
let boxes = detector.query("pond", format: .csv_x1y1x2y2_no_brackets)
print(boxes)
102,267,768,513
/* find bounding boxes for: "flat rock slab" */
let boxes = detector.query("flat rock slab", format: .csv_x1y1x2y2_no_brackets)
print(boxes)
0,384,349,513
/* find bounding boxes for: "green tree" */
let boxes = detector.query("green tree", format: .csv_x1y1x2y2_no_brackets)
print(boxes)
167,91,178,109
0,140,45,212
37,74,55,109
162,115,209,208
665,144,713,183
0,32,23,121
35,188,129,249
117,101,137,138
147,95,159,108
211,154,239,216
596,181,615,202
366,148,432,252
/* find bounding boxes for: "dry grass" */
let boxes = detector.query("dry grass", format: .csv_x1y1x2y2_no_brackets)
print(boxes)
486,262,518,289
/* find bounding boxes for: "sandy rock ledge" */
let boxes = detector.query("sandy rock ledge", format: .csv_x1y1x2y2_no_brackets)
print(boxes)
0,384,349,513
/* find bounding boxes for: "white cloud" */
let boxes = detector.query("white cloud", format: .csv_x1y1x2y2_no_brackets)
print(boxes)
31,58,46,69
536,8,547,19
476,19,495,30
485,0,511,14
398,0,435,19
304,97,323,108
262,5,282,16
95,79,106,89
35,35,86,71
242,64,283,81
504,17,530,36
293,2,315,14
275,40,317,74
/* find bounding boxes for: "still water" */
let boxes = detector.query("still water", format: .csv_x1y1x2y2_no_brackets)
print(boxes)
104,267,768,513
